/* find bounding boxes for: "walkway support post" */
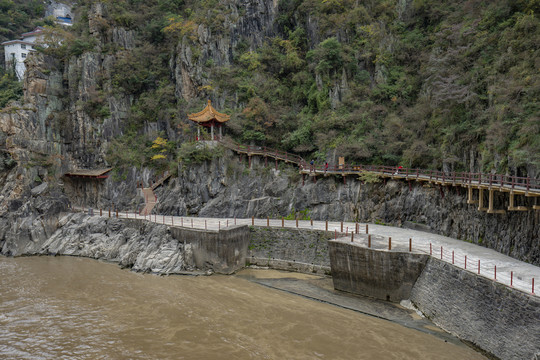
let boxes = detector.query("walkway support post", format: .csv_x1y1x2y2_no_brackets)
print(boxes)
409,238,412,252
388,237,391,250
368,235,371,248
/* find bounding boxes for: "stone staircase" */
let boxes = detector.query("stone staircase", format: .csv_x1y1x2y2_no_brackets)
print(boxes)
140,187,157,215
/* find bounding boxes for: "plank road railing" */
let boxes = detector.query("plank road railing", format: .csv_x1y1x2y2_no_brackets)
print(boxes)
302,163,540,193
218,138,303,165
216,138,540,193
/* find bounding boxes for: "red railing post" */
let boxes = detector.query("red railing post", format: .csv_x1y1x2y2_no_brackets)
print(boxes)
494,265,496,280
441,246,443,259
465,255,467,269
533,278,535,294
452,251,454,264
409,238,412,252
478,259,480,274
368,234,371,248
511,271,513,287
430,243,432,255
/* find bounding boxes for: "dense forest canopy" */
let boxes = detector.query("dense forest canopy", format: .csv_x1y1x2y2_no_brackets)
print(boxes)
2,0,540,175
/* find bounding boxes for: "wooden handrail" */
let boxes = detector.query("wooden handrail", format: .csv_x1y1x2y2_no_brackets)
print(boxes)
216,138,540,192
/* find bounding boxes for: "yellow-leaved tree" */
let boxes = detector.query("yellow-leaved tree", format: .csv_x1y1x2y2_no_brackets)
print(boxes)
151,136,169,161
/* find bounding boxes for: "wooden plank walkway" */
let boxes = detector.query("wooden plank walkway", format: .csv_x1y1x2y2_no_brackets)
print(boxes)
216,138,540,211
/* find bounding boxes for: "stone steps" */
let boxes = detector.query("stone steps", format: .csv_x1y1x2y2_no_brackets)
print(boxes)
140,187,157,215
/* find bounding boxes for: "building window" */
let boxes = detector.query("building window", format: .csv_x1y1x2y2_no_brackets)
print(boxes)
21,44,26,49
21,53,26,58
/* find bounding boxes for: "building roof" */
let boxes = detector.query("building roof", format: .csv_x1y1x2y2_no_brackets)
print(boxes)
1,40,36,46
188,100,230,124
21,27,44,38
64,168,112,179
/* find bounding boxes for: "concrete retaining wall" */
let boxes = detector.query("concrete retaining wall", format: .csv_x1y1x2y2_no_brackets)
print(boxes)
170,225,250,274
410,259,540,360
248,227,332,273
328,239,429,302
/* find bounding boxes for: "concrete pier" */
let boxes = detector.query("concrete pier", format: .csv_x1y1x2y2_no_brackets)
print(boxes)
328,238,429,302
170,225,250,274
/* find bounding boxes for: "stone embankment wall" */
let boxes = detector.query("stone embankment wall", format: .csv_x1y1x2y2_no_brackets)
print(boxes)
247,227,332,274
410,259,540,360
327,240,540,360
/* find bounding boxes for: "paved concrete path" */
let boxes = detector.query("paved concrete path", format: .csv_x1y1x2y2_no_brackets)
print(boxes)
91,209,539,297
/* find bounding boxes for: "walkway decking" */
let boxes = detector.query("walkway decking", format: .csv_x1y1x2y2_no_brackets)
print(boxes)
83,209,539,297
215,138,540,214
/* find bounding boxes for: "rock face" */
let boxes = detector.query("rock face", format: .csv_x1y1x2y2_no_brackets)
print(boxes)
4,212,194,274
155,151,539,266
171,0,279,103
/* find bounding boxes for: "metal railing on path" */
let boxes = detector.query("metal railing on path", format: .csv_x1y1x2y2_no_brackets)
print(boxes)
73,207,539,297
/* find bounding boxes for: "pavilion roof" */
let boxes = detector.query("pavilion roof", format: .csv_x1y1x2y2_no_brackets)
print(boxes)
188,100,230,124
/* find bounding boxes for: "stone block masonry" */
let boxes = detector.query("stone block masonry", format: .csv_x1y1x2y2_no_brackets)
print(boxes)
247,227,333,274
327,239,540,360
410,259,540,360
328,239,429,302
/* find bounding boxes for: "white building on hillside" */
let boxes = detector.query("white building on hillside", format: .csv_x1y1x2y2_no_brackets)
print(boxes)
1,27,45,81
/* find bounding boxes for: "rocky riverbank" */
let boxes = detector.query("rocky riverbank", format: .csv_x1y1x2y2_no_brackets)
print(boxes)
1,212,193,274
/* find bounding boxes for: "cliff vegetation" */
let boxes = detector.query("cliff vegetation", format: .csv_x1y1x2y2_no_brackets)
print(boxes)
2,0,540,178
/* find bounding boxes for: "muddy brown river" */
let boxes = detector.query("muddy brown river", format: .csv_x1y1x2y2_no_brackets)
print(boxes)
0,256,484,359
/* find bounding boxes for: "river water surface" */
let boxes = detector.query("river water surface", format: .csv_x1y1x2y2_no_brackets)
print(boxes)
0,256,484,359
